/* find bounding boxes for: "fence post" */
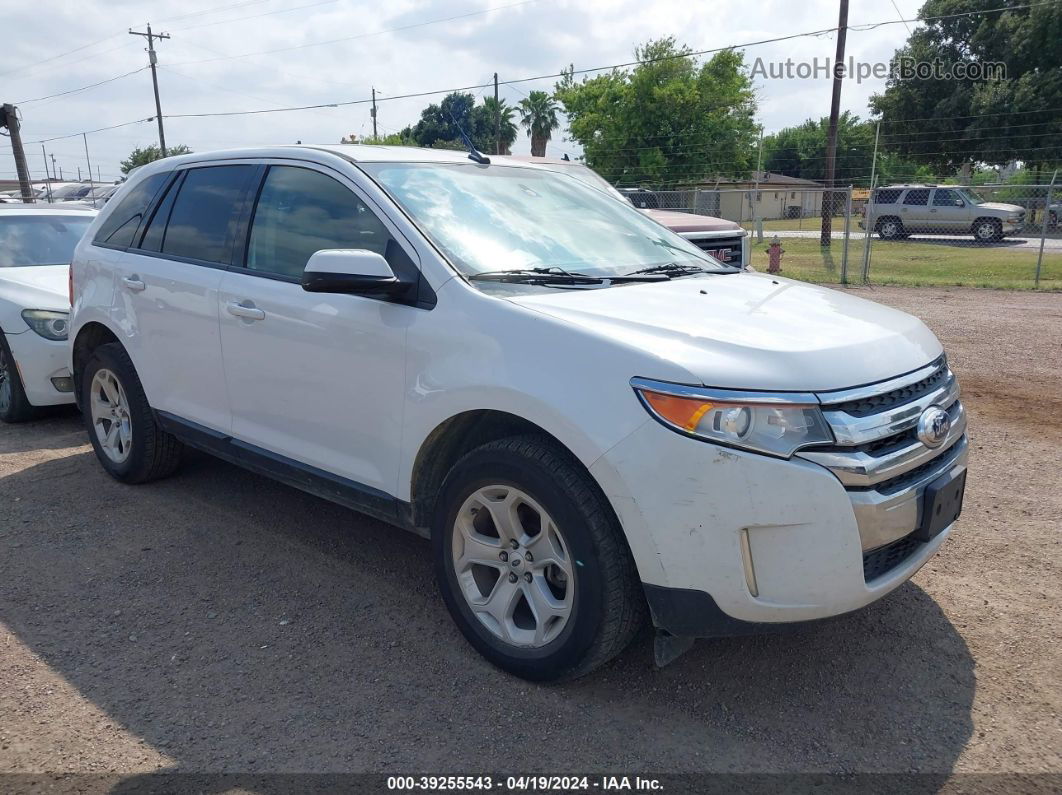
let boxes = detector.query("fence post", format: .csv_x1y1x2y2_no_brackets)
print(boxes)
1036,170,1058,288
840,185,853,284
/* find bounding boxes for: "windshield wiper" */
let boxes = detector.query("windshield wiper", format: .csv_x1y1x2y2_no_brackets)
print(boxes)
470,266,667,285
625,262,715,277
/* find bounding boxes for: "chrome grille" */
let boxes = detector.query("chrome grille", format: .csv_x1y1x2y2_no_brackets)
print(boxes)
828,355,947,417
683,234,745,265
797,357,967,571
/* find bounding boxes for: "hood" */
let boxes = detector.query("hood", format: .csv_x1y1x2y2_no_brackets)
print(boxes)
509,272,941,392
645,209,743,234
0,265,70,312
976,202,1023,214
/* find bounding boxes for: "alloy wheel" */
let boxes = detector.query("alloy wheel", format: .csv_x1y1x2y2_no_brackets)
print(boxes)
976,221,997,241
89,368,133,464
451,485,575,648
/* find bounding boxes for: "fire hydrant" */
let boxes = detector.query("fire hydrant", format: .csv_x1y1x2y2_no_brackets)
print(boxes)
766,235,784,274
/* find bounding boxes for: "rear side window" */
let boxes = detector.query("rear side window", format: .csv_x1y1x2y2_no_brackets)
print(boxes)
903,189,930,206
246,166,394,279
160,165,256,265
873,188,902,204
92,172,169,248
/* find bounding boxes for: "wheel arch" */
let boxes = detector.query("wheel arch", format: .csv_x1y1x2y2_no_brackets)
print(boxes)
407,409,625,538
71,321,121,409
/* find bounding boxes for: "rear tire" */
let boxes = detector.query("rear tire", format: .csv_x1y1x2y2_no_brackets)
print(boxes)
80,343,183,483
433,435,645,681
0,332,37,424
876,217,904,240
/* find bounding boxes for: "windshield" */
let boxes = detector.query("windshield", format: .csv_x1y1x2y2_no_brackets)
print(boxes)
362,162,726,279
958,188,986,205
0,215,93,267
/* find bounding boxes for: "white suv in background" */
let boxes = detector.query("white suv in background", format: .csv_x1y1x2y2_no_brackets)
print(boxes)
69,146,967,680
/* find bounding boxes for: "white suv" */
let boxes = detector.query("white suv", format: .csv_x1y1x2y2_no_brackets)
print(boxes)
69,146,968,680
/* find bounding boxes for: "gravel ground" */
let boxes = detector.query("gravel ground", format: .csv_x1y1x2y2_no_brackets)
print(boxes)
0,286,1059,783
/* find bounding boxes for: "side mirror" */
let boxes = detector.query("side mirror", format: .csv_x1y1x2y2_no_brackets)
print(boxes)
301,249,407,296
955,199,965,207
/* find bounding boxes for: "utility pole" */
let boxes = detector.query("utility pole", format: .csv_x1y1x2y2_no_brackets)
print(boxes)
494,72,501,155
83,133,96,207
40,144,53,202
129,24,170,156
820,0,849,247
0,103,36,202
371,87,378,139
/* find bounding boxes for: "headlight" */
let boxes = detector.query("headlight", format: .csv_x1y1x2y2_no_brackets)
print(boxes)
21,309,69,341
631,378,834,457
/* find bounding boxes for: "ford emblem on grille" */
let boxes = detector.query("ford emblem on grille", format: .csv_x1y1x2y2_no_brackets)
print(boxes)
917,406,951,448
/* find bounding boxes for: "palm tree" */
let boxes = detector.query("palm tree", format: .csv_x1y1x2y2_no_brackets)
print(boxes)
480,97,518,154
517,91,560,157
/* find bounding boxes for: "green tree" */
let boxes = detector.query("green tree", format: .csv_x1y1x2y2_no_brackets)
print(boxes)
516,91,560,157
120,143,192,174
762,112,877,184
477,97,518,154
405,92,507,153
555,38,758,187
339,132,415,145
870,0,1062,174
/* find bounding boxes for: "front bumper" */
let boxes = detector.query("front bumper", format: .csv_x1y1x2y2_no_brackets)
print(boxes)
4,329,75,407
592,360,964,636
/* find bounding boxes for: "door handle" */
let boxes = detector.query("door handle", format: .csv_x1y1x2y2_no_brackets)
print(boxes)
122,275,146,292
226,300,265,321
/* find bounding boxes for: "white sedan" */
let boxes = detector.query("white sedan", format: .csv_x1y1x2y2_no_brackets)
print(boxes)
0,205,96,422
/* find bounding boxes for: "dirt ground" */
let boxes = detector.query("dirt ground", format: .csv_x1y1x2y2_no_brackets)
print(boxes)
0,286,1059,785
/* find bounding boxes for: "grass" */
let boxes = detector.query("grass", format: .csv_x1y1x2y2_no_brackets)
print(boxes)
748,237,1062,290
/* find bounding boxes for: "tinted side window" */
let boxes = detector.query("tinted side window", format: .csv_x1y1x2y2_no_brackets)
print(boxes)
932,189,961,206
246,166,394,279
92,172,169,248
161,165,255,265
136,174,183,253
903,189,930,206
873,188,902,204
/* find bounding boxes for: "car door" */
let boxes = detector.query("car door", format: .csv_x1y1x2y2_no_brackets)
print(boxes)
929,188,967,232
115,163,259,432
899,188,931,233
217,162,415,498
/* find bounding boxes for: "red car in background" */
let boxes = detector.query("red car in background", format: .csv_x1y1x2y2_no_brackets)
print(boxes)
500,156,749,268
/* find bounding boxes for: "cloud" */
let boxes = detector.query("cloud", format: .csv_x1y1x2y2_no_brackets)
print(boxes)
1,0,924,181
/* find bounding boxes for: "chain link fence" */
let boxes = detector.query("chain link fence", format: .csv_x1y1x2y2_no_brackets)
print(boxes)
630,183,1061,290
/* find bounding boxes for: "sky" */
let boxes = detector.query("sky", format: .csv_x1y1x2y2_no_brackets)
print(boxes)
1,0,925,184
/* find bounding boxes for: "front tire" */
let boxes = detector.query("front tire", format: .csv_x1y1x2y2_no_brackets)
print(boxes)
433,435,645,681
0,332,37,423
80,343,183,483
973,218,1002,243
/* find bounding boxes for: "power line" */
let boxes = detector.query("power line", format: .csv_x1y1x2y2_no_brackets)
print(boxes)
156,1,1060,121
170,0,339,32
15,68,148,105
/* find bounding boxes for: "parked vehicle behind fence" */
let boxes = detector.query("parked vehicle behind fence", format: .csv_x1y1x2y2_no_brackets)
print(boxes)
0,205,95,422
861,184,1025,242
501,156,749,268
69,146,967,680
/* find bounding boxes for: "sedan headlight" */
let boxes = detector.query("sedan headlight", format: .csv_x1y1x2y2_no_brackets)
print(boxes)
21,309,69,341
631,378,834,458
